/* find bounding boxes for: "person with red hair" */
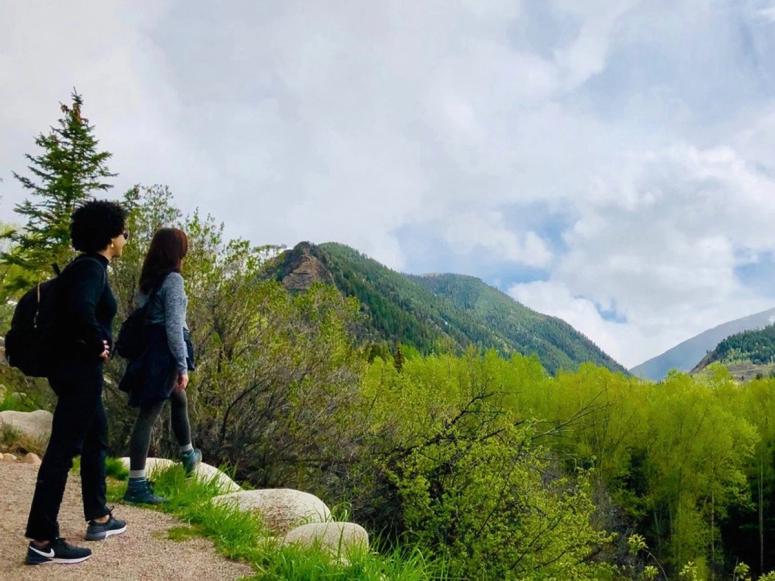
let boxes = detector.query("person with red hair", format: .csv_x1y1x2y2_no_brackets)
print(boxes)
122,227,201,504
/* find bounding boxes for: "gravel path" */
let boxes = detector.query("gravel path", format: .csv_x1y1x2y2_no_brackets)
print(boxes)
0,461,253,580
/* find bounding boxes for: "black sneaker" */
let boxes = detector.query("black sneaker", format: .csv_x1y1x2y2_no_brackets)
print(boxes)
26,538,92,565
181,448,202,475
85,508,127,541
123,477,166,505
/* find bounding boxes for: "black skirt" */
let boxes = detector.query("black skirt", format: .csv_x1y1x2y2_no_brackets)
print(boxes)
119,325,180,408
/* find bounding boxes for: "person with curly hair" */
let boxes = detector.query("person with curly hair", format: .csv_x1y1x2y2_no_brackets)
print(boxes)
25,200,129,566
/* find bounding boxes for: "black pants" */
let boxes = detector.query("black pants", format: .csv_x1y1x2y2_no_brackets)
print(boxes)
25,359,109,541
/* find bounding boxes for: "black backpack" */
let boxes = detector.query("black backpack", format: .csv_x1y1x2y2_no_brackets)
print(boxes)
115,286,160,360
4,256,104,377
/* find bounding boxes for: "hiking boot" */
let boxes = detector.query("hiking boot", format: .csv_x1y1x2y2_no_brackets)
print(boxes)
180,448,202,476
85,508,127,541
123,477,165,505
26,538,92,565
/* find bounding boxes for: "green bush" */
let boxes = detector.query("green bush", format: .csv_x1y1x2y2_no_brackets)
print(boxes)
353,353,614,579
392,423,613,579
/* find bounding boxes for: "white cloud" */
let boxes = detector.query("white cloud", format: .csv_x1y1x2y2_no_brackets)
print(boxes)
512,143,775,367
758,4,775,22
551,0,638,89
441,211,552,268
0,0,628,269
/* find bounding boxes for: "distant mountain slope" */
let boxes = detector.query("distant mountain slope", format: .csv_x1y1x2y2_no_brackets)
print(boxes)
630,307,775,380
692,324,775,380
265,241,626,374
410,273,625,374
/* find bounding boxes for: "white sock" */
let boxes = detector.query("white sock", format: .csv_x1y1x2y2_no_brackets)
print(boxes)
129,469,146,480
180,443,193,454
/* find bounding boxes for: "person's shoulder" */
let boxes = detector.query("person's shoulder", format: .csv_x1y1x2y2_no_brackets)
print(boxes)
162,272,185,289
66,256,106,276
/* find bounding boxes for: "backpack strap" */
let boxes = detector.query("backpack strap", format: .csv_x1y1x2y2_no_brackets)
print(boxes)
140,275,167,324
144,284,161,318
69,255,108,291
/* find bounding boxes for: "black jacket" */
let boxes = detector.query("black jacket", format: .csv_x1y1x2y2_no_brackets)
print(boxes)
56,254,117,360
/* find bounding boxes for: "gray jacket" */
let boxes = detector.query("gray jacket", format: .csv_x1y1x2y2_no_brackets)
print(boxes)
137,272,189,374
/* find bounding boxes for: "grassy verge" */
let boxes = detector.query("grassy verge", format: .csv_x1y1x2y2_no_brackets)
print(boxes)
69,456,129,480
106,464,442,581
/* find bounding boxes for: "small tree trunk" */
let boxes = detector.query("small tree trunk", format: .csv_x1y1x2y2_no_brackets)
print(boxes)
710,488,715,580
760,456,765,573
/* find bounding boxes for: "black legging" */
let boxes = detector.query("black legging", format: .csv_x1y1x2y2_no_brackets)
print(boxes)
128,388,191,471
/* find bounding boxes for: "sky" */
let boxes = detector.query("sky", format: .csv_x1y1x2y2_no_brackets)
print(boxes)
2,0,775,368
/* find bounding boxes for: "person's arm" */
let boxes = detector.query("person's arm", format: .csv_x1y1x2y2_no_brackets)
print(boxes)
67,259,108,357
163,273,189,376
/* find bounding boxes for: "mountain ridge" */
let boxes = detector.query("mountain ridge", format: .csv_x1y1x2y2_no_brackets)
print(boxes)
692,323,775,380
631,307,775,380
265,241,626,374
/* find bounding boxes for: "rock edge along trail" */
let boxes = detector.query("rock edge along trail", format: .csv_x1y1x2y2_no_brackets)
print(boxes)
0,461,252,580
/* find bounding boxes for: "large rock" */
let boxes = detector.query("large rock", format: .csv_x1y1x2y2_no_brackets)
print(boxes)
0,410,52,443
117,457,241,493
21,452,41,465
213,489,331,534
284,522,369,555
194,463,242,493
277,242,336,291
118,456,174,475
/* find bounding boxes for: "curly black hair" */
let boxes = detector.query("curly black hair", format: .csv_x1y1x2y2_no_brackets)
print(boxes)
70,199,127,253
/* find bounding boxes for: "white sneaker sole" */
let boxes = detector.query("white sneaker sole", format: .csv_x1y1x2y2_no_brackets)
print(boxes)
85,524,127,541
28,554,92,565
52,554,92,564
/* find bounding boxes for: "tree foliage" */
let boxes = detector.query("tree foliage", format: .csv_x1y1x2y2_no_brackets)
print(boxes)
705,324,775,366
1,91,115,292
359,354,613,579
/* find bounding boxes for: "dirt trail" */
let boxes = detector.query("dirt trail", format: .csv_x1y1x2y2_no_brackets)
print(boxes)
0,461,252,580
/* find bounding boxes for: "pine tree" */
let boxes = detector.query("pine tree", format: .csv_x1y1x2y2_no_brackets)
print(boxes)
1,91,116,292
393,340,405,372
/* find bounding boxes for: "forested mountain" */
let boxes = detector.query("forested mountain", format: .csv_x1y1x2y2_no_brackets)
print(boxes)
265,241,625,374
693,323,775,379
631,307,775,380
410,272,625,373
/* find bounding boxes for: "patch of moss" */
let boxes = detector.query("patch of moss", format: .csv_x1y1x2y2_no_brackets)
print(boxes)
167,525,203,542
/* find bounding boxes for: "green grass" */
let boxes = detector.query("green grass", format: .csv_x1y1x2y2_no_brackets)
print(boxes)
106,456,129,480
106,464,443,580
244,544,441,581
166,524,203,542
0,423,22,448
0,421,48,455
0,386,41,412
70,456,129,480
